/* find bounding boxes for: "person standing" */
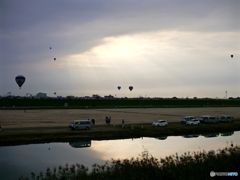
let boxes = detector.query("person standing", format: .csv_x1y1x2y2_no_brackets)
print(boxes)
122,119,124,125
106,116,108,125
109,116,111,125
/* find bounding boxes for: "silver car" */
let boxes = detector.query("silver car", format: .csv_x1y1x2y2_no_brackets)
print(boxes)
198,116,219,123
69,120,91,130
218,116,234,123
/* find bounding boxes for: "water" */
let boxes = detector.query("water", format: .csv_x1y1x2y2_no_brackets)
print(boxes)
0,131,239,179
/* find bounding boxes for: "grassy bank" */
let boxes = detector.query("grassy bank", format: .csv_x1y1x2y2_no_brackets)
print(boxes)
1,120,240,145
18,145,240,180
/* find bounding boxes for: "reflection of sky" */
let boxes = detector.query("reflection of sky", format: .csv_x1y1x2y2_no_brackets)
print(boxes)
0,131,239,179
91,131,239,160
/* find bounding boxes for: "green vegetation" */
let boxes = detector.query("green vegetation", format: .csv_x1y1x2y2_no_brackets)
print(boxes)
18,145,240,180
1,98,240,109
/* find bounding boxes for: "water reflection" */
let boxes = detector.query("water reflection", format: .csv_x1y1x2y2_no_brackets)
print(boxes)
155,137,168,140
221,131,234,137
182,134,200,138
69,141,91,148
0,130,239,180
202,133,219,138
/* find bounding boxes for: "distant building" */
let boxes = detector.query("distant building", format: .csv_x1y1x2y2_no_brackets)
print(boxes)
92,94,101,99
104,95,114,99
35,92,47,98
83,96,91,99
66,96,75,99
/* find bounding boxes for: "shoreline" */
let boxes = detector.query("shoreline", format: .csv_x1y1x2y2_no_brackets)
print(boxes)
1,121,240,146
1,107,239,145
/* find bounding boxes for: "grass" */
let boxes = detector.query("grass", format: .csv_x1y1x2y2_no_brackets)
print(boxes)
1,120,240,145
18,145,240,180
1,98,240,109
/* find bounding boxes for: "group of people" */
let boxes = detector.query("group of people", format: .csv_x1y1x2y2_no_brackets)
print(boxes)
105,116,111,125
88,117,125,126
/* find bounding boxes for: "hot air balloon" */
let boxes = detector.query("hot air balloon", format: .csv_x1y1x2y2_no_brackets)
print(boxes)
54,92,56,95
231,55,233,58
118,86,121,90
54,58,56,60
129,86,133,91
50,47,52,49
15,75,26,89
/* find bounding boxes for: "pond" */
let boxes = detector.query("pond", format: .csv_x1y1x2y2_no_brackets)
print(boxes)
0,131,239,179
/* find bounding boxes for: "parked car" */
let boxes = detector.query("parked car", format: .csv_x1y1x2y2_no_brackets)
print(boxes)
181,116,196,124
218,116,234,123
186,119,200,125
198,116,219,123
69,120,91,130
152,120,168,127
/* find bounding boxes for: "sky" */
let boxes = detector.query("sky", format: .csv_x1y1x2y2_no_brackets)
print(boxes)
1,0,240,98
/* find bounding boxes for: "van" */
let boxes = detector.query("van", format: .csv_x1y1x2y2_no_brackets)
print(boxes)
218,116,234,123
198,116,219,123
181,116,196,124
69,120,91,130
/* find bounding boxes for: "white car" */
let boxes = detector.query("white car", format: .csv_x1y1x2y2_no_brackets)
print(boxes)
181,116,196,124
152,120,168,127
186,119,200,125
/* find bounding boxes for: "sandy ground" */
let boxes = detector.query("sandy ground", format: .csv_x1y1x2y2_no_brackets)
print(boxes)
0,107,239,129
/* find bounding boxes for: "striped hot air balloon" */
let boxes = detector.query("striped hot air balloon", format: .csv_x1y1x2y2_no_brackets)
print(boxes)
15,75,26,89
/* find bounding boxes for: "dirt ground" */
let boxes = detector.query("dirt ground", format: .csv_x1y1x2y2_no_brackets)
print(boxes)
1,107,239,128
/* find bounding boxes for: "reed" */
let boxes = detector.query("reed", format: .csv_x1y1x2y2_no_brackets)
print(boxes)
18,145,240,180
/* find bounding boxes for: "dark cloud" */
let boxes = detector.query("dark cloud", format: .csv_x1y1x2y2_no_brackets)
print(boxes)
1,0,239,97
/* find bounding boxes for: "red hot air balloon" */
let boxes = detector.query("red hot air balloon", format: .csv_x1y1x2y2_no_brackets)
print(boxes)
118,86,121,90
15,75,26,89
129,86,133,91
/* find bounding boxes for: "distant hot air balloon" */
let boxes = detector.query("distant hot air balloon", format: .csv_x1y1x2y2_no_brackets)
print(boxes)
118,86,121,90
54,92,56,95
129,86,133,91
50,47,52,49
231,55,233,58
54,58,56,61
15,75,26,89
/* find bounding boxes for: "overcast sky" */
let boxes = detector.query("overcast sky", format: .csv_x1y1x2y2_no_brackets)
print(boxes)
1,0,239,98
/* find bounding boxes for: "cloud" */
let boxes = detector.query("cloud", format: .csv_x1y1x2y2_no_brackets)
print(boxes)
0,0,239,97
